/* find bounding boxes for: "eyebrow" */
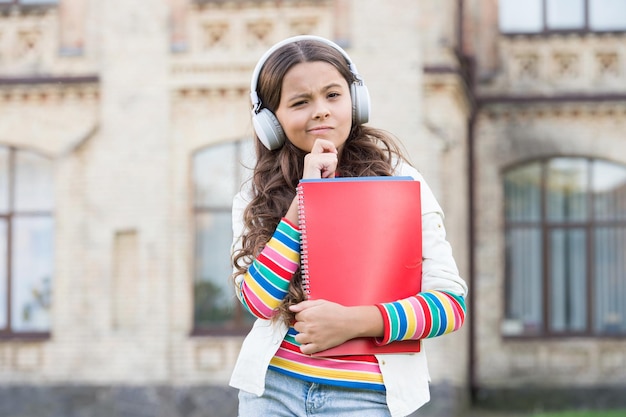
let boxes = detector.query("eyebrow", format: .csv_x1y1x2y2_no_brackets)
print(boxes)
285,82,346,102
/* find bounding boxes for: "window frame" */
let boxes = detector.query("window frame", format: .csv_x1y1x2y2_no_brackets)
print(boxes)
503,156,626,339
499,0,626,35
0,0,58,8
0,0,58,4
0,146,53,340
191,139,255,336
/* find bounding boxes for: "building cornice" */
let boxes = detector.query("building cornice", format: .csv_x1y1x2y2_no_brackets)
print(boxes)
477,93,626,106
0,75,99,86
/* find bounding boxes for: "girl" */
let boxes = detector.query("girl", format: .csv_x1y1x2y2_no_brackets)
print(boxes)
229,35,468,417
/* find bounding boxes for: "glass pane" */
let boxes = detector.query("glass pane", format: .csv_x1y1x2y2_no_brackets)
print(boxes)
504,162,542,222
546,158,589,222
11,216,53,332
547,0,585,29
505,227,543,335
0,220,6,329
549,228,587,333
20,0,59,4
499,0,543,33
194,211,239,327
194,143,237,208
592,160,626,221
15,150,54,212
590,0,626,31
594,227,626,334
0,147,8,214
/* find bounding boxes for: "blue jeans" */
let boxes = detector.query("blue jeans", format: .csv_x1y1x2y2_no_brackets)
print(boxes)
238,369,392,417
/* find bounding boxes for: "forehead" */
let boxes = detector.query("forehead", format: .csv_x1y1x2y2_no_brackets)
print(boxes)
281,61,348,90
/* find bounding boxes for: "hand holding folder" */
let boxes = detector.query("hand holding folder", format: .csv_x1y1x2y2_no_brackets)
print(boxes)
296,176,423,356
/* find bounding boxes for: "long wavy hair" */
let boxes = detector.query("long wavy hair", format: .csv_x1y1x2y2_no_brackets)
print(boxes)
232,38,410,325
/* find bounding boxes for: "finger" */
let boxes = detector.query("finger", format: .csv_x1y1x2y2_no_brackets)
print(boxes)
289,299,325,312
289,303,304,313
310,139,338,155
321,166,336,179
293,325,307,340
299,343,318,355
303,153,338,178
302,146,339,179
289,303,305,314
319,156,337,178
292,320,304,334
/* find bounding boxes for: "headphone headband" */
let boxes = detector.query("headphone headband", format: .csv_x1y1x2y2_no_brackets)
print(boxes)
249,35,364,113
250,35,370,150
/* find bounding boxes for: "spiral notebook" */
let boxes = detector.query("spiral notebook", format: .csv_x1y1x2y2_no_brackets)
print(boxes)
296,176,423,356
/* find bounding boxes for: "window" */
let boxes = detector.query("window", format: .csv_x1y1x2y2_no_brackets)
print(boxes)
0,0,58,4
499,0,626,33
192,139,255,334
0,146,54,337
503,157,626,337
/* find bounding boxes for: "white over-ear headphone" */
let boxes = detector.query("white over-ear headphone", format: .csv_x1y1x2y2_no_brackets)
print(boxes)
250,35,371,150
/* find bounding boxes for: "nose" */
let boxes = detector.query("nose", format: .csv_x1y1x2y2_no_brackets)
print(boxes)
312,102,330,120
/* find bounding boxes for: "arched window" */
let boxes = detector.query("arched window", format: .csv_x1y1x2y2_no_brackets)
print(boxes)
0,146,54,337
0,0,58,5
503,157,626,337
192,139,255,334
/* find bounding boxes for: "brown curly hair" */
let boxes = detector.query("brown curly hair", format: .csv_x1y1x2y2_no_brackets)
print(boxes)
232,39,410,325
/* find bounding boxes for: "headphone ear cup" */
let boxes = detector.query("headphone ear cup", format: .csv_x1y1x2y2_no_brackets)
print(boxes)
350,83,371,125
252,108,286,150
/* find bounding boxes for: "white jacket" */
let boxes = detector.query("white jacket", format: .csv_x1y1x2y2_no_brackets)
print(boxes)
229,162,468,417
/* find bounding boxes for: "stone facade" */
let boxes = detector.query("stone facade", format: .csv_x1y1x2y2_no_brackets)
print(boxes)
0,0,624,416
464,0,626,410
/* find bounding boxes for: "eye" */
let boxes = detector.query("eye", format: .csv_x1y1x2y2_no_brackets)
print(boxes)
327,92,341,99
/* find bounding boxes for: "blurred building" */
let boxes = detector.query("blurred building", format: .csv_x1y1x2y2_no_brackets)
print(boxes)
0,0,624,416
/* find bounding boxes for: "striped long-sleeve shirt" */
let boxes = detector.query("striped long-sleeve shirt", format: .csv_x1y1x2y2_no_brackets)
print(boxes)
235,218,467,391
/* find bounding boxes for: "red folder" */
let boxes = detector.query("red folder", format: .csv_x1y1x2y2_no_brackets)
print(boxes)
296,176,422,356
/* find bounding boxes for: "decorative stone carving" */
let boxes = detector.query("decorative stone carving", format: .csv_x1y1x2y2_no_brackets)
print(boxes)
0,7,57,75
513,53,539,80
171,0,333,94
246,20,274,47
290,16,318,35
552,52,579,79
201,21,230,50
596,52,619,78
485,34,626,95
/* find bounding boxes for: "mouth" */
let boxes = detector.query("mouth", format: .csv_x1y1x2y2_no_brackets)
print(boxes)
308,126,333,134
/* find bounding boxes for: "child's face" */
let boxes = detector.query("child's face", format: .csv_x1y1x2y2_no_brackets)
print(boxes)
275,61,353,153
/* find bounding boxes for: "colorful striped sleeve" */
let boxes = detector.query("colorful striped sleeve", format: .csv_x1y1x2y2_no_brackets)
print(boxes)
374,291,466,344
235,218,301,319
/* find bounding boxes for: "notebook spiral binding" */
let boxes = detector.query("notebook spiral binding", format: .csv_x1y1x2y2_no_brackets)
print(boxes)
296,183,311,297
